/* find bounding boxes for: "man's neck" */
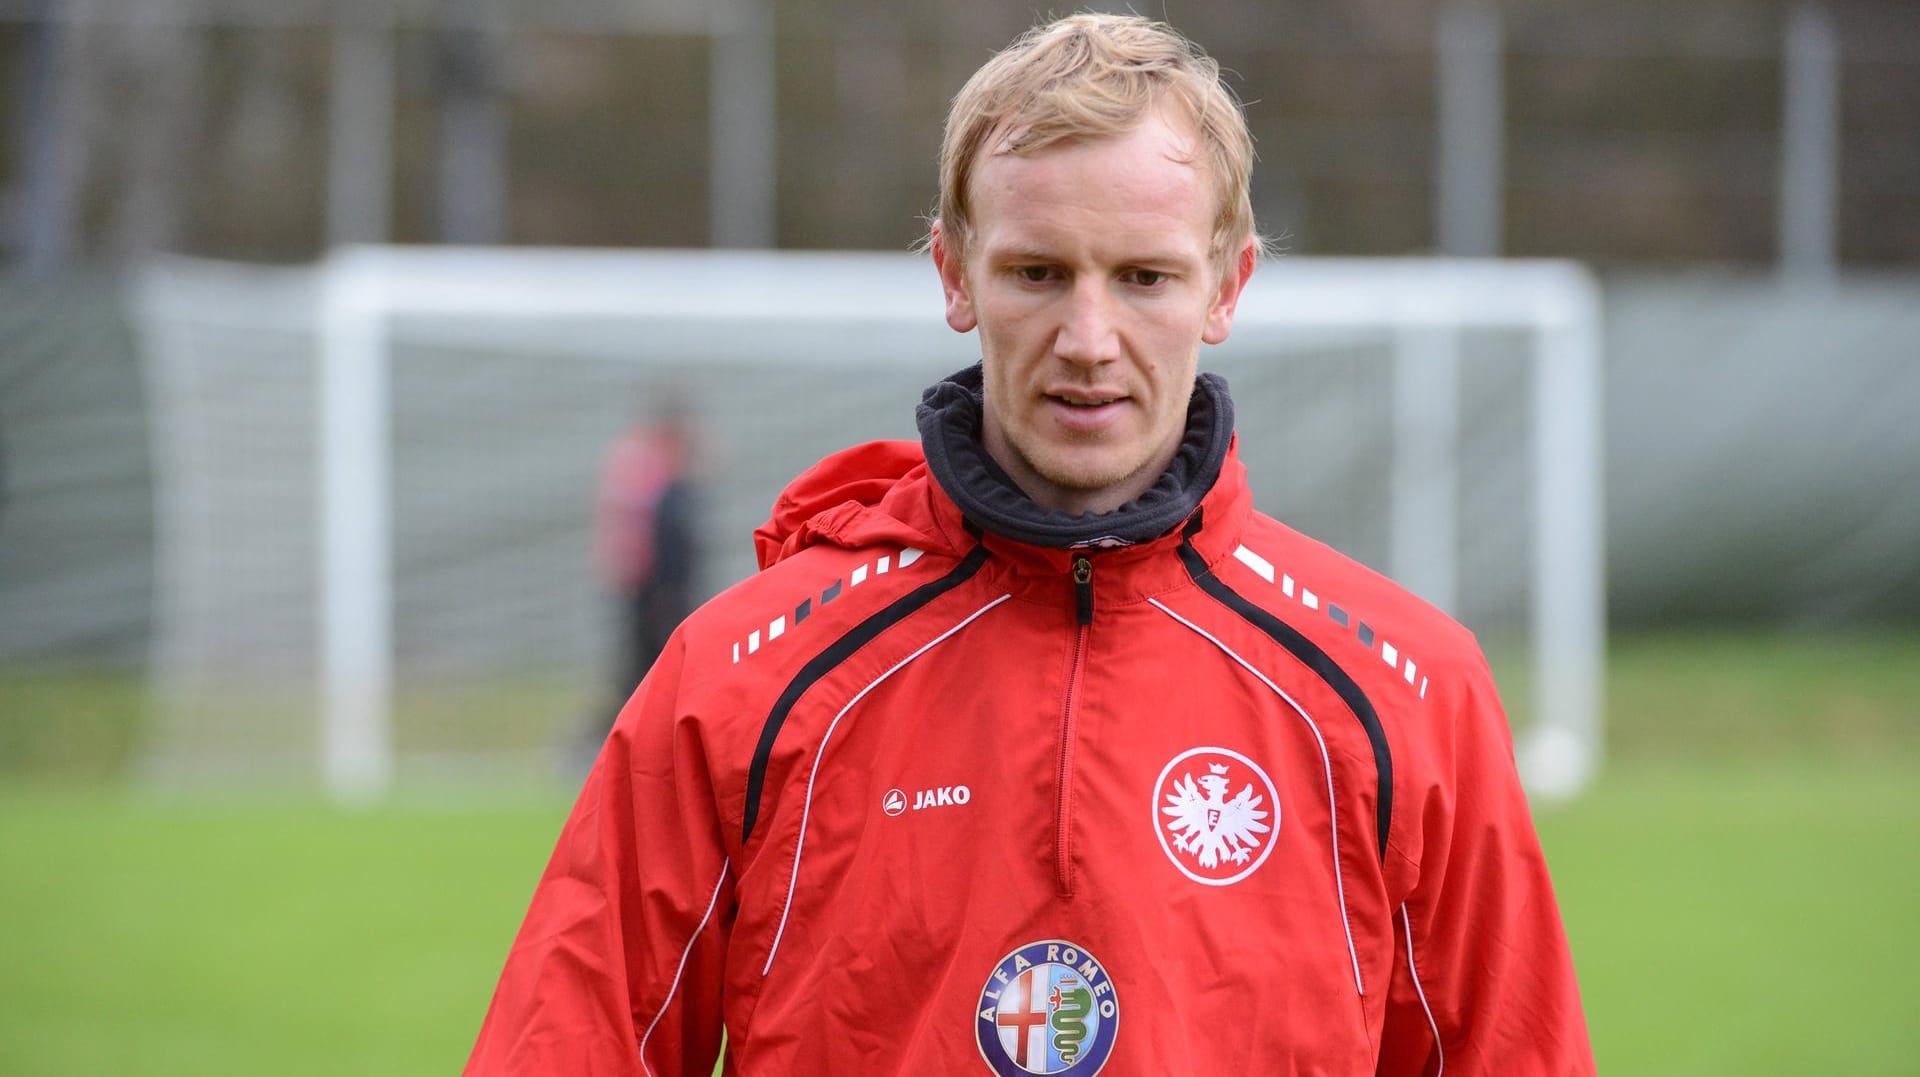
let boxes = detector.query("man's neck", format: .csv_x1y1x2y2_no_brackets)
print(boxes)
980,424,1174,517
915,366,1232,550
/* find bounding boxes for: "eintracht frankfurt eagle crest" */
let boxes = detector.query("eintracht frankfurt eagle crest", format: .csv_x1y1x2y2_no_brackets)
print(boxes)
1154,746,1279,886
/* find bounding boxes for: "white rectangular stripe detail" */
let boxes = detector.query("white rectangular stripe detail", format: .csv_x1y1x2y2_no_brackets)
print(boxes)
1233,544,1275,583
748,630,761,654
768,616,785,641
851,564,868,586
1302,588,1320,611
898,547,923,567
1382,641,1398,667
1282,574,1296,598
875,555,890,574
1404,659,1417,684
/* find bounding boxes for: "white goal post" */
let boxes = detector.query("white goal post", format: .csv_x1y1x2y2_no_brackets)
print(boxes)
306,247,1603,802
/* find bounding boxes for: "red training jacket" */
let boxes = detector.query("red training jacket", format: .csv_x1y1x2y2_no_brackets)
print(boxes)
466,431,1593,1075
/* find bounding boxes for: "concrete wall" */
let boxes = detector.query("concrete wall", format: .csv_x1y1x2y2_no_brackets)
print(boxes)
1604,272,1920,626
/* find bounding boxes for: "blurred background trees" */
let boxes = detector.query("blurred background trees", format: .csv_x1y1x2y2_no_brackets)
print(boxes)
0,0,1913,267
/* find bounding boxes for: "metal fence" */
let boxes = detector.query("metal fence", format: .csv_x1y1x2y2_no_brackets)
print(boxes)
1,0,1915,269
0,274,150,665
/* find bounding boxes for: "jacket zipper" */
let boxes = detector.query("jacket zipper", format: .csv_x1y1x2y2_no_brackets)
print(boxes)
1057,555,1094,896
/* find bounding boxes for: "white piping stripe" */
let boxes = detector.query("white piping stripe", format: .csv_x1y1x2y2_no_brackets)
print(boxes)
1149,598,1367,997
761,594,1014,975
1281,574,1296,598
1302,588,1320,611
876,555,890,574
1420,676,1429,699
768,615,785,641
851,564,868,586
748,630,761,654
732,642,740,664
1382,641,1398,667
638,858,731,1077
1233,544,1276,583
1404,659,1417,685
1400,903,1446,1076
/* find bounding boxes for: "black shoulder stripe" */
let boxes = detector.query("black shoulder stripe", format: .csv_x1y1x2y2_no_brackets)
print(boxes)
1176,537,1394,861
741,545,990,843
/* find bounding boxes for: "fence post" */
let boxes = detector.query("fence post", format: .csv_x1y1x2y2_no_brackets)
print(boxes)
708,0,777,248
328,2,395,247
1435,0,1505,257
1779,4,1840,281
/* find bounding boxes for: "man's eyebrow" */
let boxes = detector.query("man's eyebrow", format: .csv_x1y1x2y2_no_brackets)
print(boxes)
1123,250,1201,267
984,245,1057,264
984,245,1200,267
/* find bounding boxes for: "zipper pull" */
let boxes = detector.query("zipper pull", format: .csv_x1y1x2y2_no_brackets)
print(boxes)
1072,556,1094,626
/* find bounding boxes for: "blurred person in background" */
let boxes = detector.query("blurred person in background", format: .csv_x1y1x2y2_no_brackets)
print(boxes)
582,394,699,754
470,14,1591,1075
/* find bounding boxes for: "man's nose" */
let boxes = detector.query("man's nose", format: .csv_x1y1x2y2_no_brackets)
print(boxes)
1053,280,1120,366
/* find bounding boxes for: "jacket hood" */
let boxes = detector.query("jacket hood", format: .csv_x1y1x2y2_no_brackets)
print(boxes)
754,365,1243,575
752,439,946,570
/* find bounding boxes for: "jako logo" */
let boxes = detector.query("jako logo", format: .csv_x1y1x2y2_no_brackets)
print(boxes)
913,785,971,811
883,785,972,816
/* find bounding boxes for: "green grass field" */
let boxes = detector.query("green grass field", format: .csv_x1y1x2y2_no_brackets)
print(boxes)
2,631,1916,1075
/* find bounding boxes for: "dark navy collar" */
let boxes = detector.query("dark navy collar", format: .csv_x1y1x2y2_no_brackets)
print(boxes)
915,364,1235,549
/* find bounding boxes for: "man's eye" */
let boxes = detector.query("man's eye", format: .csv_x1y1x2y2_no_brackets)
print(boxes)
1129,270,1166,287
1016,266,1053,283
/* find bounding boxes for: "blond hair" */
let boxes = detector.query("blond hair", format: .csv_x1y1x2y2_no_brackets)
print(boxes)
934,13,1265,271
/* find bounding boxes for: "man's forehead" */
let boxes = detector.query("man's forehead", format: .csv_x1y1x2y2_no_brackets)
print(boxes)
972,113,1210,206
967,121,1215,258
983,105,1204,169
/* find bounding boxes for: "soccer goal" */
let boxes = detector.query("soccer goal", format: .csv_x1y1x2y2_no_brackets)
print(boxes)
136,248,1602,801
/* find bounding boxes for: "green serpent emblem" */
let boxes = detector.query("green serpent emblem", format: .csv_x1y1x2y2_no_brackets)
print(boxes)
1048,983,1093,1064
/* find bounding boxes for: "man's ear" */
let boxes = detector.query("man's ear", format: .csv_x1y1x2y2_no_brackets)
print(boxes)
1202,237,1259,346
930,221,978,334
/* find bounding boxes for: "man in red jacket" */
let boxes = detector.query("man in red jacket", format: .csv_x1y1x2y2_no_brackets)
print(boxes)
468,13,1593,1075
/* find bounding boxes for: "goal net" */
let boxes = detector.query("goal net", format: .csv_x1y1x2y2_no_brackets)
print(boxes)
135,248,1602,799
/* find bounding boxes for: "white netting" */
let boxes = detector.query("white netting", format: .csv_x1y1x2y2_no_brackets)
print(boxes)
135,249,1599,795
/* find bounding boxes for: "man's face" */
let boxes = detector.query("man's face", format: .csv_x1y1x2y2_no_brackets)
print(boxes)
934,107,1255,515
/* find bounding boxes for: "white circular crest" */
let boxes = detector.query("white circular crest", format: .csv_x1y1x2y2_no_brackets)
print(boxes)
1152,746,1280,886
882,788,907,817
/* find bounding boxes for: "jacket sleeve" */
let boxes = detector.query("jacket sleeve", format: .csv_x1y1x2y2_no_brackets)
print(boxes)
466,631,733,1076
1375,650,1594,1076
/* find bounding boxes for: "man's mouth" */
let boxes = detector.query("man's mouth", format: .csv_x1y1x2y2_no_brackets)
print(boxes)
1050,393,1123,408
